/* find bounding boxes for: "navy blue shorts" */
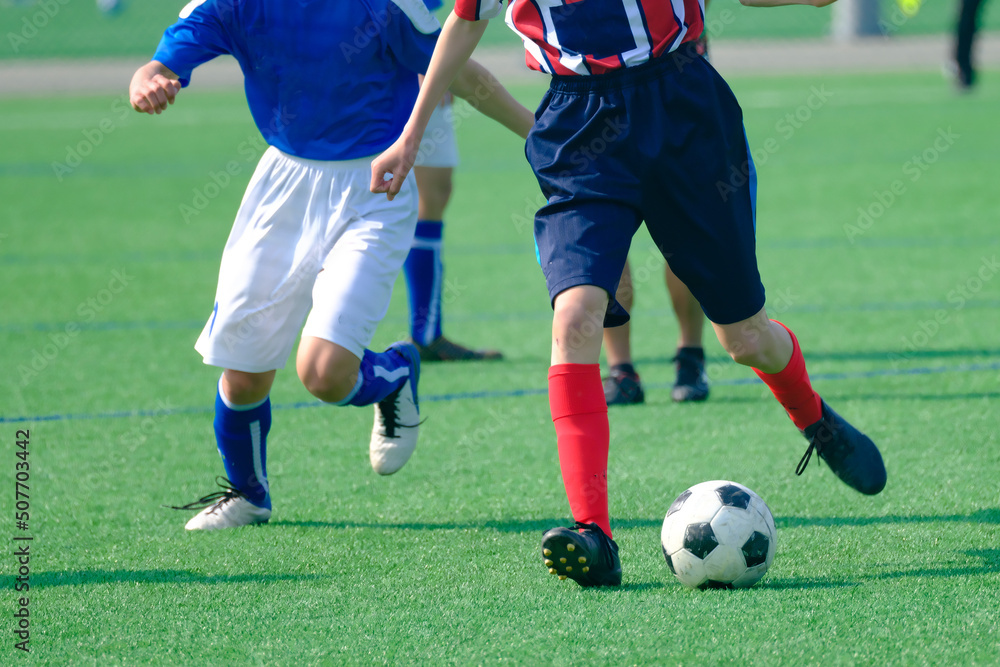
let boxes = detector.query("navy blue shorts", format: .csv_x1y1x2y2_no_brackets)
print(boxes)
527,44,765,327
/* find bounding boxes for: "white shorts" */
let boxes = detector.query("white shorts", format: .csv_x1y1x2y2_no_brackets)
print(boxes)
195,146,418,372
413,101,459,169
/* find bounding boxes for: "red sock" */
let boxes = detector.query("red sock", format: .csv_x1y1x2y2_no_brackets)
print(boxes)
752,321,823,431
548,364,611,539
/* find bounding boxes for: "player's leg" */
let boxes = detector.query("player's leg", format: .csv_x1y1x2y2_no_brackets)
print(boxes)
531,190,639,587
665,263,710,402
179,368,277,530
643,48,884,495
602,260,645,405
954,0,986,89
526,66,648,586
181,147,334,530
297,161,421,475
712,309,885,494
406,101,502,362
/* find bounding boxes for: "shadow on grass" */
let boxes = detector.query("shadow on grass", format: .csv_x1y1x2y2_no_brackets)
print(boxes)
270,517,663,533
697,391,1000,404
272,510,998,533
27,570,323,589
778,508,1000,529
636,348,1000,367
764,549,1000,589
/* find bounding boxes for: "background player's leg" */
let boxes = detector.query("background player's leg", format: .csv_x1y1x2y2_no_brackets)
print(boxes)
407,165,450,348
665,263,710,402
954,0,986,89
602,260,644,405
406,101,502,362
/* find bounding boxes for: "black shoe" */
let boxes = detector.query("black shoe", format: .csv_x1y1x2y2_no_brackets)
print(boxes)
603,365,644,406
411,336,503,362
671,347,709,403
797,401,887,495
541,522,621,587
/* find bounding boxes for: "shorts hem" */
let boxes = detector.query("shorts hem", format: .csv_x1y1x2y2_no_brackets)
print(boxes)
547,275,613,307
702,294,767,326
199,353,288,374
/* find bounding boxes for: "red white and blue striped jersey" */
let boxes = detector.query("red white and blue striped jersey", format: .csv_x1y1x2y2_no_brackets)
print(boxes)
454,0,705,76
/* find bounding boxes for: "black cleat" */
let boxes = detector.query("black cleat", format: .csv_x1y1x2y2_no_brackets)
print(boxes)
603,365,644,406
411,336,503,362
541,522,621,587
797,401,887,495
671,347,709,403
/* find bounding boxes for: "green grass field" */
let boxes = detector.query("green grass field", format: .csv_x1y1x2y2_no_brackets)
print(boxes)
2,69,1000,664
2,0,998,59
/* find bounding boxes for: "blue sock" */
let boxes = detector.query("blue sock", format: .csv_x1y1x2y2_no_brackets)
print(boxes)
344,348,412,407
214,382,271,508
403,220,444,346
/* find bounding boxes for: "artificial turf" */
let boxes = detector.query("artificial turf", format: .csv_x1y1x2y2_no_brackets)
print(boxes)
1,70,998,664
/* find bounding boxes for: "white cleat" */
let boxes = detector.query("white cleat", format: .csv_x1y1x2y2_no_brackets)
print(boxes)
370,344,421,475
172,478,271,531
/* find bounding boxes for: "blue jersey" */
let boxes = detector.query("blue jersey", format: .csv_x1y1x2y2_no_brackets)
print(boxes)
422,0,443,9
153,0,441,160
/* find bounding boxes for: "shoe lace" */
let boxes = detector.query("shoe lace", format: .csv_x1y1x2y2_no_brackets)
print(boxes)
573,521,614,560
376,388,423,439
165,477,246,512
378,389,402,438
796,421,852,476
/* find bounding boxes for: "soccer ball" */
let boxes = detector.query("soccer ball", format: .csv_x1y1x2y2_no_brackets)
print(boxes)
661,480,776,589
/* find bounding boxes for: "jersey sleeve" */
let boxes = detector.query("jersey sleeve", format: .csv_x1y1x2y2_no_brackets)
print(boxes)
384,0,442,75
152,0,233,87
454,0,507,21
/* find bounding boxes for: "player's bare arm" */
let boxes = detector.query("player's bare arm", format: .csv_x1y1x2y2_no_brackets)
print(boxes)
739,0,836,7
371,12,487,199
129,60,182,115
450,59,535,140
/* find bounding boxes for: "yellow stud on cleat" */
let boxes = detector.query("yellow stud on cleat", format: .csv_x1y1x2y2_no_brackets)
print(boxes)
544,559,554,567
549,568,557,575
558,575,567,580
565,566,573,572
559,557,567,563
582,566,589,573
578,557,586,563
566,544,575,552
543,549,552,557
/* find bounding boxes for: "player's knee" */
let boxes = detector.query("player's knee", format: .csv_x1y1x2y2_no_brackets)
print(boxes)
221,370,275,406
723,338,765,368
553,288,608,344
300,365,357,403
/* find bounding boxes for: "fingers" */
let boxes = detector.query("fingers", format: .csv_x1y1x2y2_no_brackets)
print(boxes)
130,75,182,114
370,157,402,200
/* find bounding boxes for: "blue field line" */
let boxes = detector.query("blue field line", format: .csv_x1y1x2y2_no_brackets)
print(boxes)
3,297,999,334
1,235,997,267
2,360,998,425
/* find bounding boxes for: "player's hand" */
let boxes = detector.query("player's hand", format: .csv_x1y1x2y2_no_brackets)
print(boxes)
129,62,182,115
371,135,420,201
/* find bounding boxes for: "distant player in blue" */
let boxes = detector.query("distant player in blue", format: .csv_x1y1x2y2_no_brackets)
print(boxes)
375,0,886,587
403,0,504,361
129,0,533,530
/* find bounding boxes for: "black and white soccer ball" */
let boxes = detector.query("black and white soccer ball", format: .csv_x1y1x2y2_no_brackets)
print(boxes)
661,480,776,589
